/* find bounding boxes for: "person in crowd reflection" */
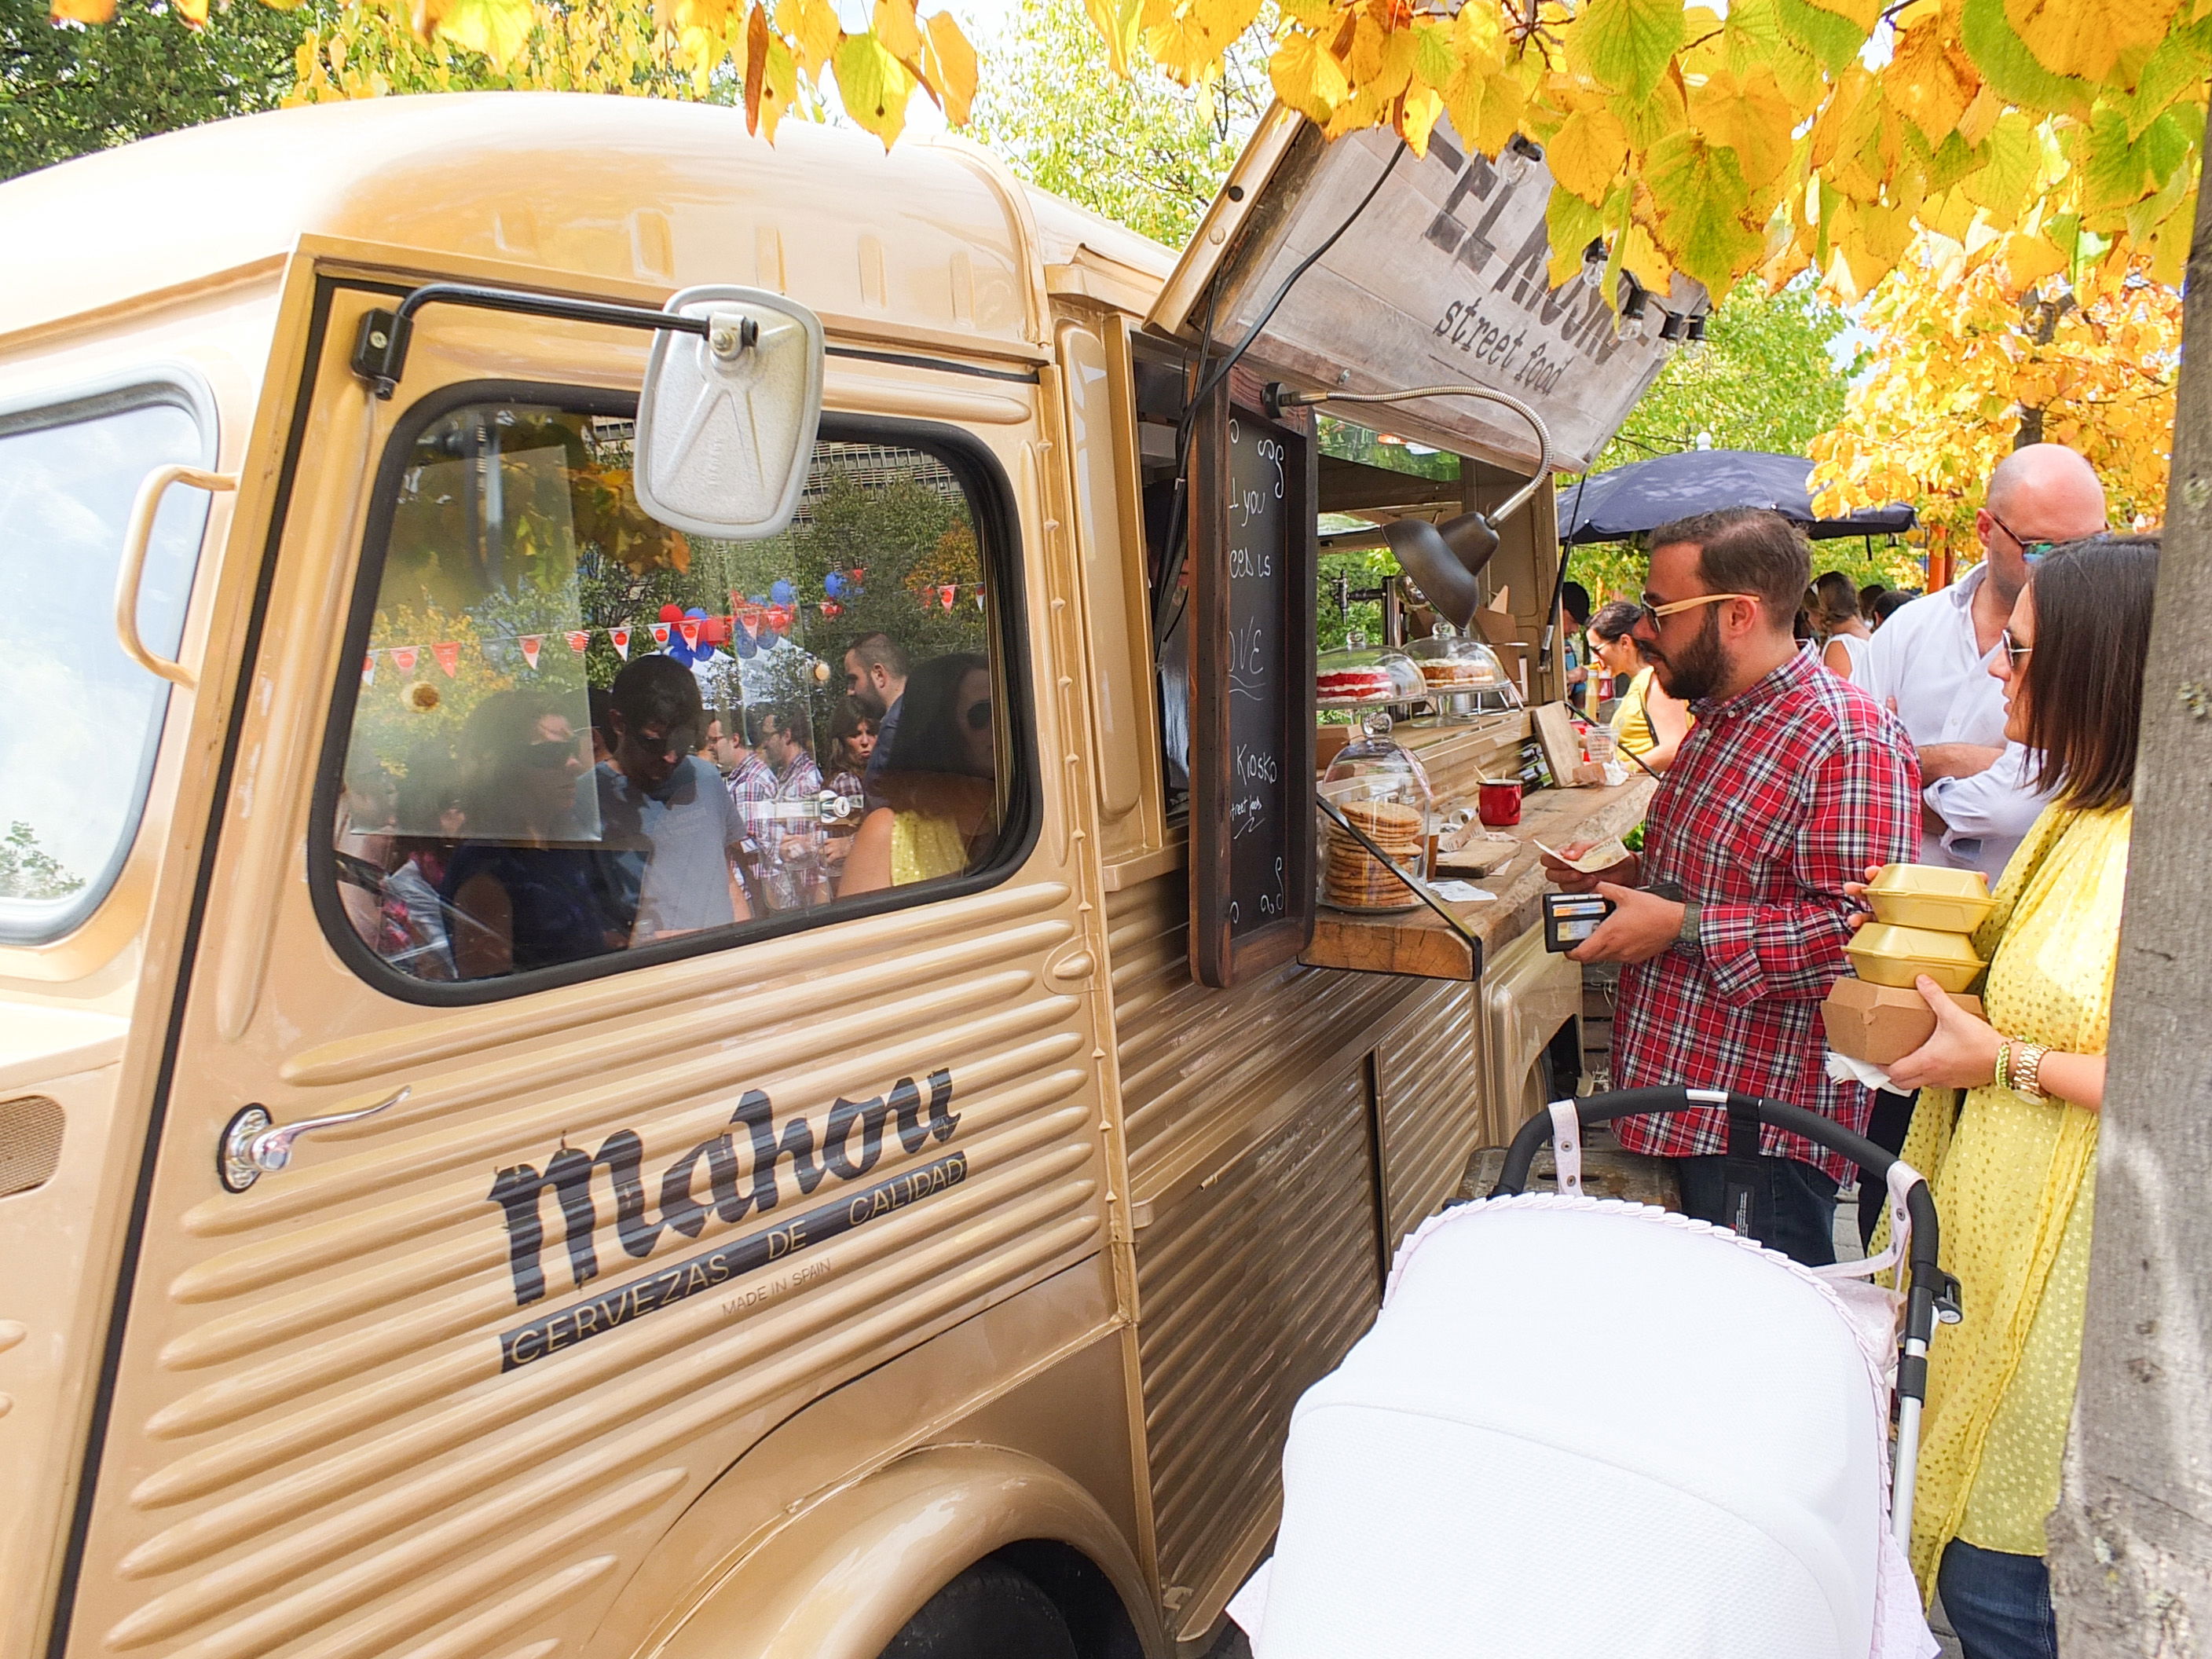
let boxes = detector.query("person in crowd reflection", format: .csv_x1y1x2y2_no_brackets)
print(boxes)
441,691,622,979
588,686,615,767
695,714,739,775
332,753,399,943
1859,581,1886,620
1811,571,1874,682
826,691,884,807
820,691,884,887
745,705,830,909
844,631,911,798
1588,599,1693,773
1859,535,2155,1653
594,655,751,947
381,764,463,980
840,653,996,896
1542,508,1918,1268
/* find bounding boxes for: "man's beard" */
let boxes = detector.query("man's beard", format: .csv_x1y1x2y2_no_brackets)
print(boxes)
1646,607,1727,702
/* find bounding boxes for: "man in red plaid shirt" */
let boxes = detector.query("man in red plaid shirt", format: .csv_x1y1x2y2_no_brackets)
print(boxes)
1541,508,1918,1265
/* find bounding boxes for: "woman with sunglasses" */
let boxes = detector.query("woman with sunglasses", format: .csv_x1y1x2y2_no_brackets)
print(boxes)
840,651,998,897
1587,599,1694,772
1862,535,2155,1655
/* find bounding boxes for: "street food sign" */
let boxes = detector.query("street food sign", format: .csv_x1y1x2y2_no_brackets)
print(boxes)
1149,108,1708,474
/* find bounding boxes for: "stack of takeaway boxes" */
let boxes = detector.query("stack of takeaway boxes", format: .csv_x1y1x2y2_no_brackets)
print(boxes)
1822,865,1997,1066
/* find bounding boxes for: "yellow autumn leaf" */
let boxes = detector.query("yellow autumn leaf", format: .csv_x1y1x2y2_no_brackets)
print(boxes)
1545,185,1606,287
1547,105,1630,203
1441,53,1522,156
777,0,839,76
1396,85,1444,156
1887,16,1980,142
1799,0,1880,31
1610,74,1685,150
1269,29,1348,126
1688,66,1795,189
174,0,211,26
1350,11,1416,101
427,0,533,65
1617,219,1675,291
923,9,976,124
1078,0,1141,75
834,28,911,145
2005,0,2185,87
872,0,924,71
49,0,115,22
1994,228,2071,292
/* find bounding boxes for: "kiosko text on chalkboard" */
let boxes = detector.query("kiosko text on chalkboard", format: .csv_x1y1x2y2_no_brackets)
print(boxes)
1189,370,1316,987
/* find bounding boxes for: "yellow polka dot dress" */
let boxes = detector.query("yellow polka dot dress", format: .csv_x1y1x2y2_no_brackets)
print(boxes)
1889,804,2130,1589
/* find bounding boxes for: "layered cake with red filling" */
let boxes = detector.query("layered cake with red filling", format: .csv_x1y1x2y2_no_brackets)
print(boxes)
1316,665,1397,703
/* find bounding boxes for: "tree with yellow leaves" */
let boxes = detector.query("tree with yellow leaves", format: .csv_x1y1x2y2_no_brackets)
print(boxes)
1810,236,2180,579
58,0,2209,317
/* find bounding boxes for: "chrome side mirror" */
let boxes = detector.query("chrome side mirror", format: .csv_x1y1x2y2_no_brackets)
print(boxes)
633,285,823,541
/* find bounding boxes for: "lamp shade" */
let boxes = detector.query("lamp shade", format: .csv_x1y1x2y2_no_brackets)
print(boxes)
1384,511,1500,632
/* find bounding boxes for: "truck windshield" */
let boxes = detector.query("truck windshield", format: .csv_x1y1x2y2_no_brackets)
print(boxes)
0,391,209,943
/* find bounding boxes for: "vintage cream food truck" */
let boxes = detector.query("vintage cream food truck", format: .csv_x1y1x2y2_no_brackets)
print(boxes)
0,93,1694,1659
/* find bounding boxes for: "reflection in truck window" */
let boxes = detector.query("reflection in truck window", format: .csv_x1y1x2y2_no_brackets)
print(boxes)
0,390,209,943
327,401,1009,991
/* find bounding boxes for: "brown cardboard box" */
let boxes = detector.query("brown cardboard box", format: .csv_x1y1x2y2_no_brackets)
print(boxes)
1822,976,1985,1066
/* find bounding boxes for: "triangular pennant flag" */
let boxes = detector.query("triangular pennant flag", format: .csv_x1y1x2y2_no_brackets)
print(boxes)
973,592,985,610
361,651,377,687
519,635,542,671
650,621,672,648
609,626,632,660
938,584,957,610
766,605,791,633
432,642,460,678
390,646,420,673
677,618,701,650
566,630,590,654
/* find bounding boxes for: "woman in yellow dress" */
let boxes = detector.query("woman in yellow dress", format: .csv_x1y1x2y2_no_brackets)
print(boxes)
1587,599,1693,771
839,651,999,896
1871,535,2156,1658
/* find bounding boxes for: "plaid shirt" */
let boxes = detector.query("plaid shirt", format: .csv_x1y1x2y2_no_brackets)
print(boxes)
1613,650,1919,1183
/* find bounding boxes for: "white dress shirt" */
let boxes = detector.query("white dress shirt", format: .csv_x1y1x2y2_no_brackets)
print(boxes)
1858,565,2049,878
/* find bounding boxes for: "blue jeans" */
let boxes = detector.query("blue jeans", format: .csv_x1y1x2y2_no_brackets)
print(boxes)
1938,1540,2058,1659
1672,1154,1840,1268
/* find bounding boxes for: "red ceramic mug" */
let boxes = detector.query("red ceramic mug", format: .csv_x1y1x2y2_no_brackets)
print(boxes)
1478,778,1524,828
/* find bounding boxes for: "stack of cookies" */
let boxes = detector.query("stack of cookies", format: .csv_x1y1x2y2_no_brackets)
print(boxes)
1325,798,1424,910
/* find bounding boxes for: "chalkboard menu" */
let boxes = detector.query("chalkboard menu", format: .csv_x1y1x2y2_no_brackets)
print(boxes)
1189,367,1317,987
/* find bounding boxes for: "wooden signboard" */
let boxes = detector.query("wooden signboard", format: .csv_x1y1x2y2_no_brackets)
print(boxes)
1189,365,1317,987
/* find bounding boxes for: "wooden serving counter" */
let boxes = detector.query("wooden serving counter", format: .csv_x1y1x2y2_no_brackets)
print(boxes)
1303,714,1656,980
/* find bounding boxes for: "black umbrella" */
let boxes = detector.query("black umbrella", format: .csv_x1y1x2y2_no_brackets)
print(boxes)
1559,449,1916,544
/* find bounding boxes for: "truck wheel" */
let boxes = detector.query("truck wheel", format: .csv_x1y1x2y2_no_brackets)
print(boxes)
877,1561,1080,1659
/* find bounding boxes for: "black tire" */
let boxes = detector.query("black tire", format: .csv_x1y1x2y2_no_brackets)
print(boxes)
877,1561,1081,1659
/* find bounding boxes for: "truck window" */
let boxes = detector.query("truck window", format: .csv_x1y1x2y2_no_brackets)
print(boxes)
0,386,210,943
321,395,1016,992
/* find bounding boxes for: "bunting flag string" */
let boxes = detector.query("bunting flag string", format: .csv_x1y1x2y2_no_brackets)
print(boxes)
358,578,992,680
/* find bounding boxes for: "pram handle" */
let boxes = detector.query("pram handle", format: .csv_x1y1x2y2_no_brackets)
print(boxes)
1491,1088,1952,1386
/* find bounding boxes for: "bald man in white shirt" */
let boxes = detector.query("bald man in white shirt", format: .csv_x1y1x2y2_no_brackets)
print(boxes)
1858,444,2108,881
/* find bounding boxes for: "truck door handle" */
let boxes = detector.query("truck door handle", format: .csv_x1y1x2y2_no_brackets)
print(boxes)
219,1087,410,1192
116,463,236,690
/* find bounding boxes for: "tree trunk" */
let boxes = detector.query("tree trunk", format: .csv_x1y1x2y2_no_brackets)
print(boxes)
2046,106,2212,1656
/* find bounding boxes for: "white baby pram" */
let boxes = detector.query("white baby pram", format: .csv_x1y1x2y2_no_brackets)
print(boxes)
1227,1086,1961,1659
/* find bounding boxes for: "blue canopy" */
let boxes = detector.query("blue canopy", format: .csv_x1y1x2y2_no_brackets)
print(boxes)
1560,449,1917,544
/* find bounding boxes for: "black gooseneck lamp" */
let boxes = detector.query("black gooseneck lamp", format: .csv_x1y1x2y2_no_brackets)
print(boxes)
1262,381,1553,635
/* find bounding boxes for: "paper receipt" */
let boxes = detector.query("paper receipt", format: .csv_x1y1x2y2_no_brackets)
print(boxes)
1536,836,1633,874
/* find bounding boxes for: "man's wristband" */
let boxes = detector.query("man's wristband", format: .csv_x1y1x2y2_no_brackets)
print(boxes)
1677,900,1702,951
